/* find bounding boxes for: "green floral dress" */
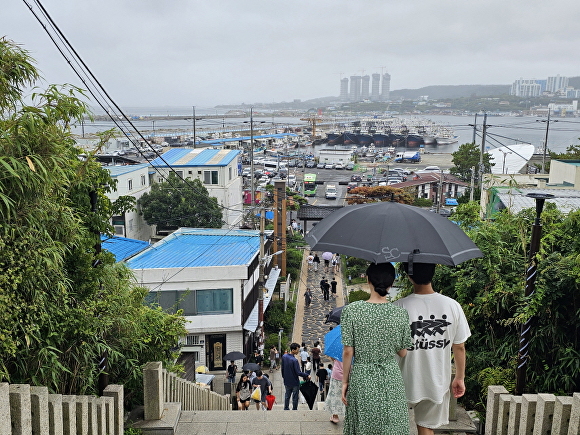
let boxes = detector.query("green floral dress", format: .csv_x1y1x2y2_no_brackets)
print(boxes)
341,301,412,435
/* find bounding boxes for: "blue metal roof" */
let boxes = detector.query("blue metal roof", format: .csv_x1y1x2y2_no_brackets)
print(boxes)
150,148,240,167
106,163,150,177
126,228,261,269
101,235,150,262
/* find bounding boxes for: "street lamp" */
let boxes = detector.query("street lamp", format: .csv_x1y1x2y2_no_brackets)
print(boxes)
499,149,512,174
185,106,202,148
515,192,554,395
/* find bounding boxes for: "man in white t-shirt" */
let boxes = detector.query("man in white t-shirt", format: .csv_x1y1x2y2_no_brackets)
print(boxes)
394,262,471,435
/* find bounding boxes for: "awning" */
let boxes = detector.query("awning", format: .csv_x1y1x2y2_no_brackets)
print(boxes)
243,267,281,332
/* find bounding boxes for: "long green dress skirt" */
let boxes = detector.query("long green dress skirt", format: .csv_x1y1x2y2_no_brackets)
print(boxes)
341,301,412,435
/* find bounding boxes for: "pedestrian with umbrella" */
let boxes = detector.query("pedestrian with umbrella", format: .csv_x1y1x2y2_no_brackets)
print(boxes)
323,326,346,424
322,251,333,273
341,262,412,435
393,262,471,435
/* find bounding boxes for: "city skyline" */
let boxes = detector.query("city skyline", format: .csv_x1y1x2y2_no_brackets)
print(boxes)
2,0,580,108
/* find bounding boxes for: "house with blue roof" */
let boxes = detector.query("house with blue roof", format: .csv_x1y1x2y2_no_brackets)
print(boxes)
126,228,279,375
105,163,153,241
100,235,150,262
150,148,243,228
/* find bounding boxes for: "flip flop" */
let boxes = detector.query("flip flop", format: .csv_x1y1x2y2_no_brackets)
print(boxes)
330,415,339,424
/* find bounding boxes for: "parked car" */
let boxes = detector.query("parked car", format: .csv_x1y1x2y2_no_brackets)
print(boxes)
317,162,326,169
334,162,344,170
324,163,335,169
345,163,355,170
242,168,252,177
305,160,316,168
350,174,363,182
287,159,297,167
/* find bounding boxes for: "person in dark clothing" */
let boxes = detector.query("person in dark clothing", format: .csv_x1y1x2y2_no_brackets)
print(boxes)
281,343,310,410
252,370,271,410
316,364,329,393
320,277,327,294
304,287,313,307
311,343,321,370
323,280,330,301
330,277,338,298
313,253,321,272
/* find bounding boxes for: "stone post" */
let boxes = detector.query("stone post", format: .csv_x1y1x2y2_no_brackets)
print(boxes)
48,394,63,435
75,395,88,435
0,383,11,435
30,386,49,435
551,396,573,435
534,393,555,435
485,385,509,435
143,361,164,420
507,395,522,435
496,394,511,435
520,394,538,435
61,396,77,435
569,392,580,435
103,385,123,435
9,384,32,435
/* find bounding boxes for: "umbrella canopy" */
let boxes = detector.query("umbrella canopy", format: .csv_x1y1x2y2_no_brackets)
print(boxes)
299,380,319,410
305,201,482,266
324,325,343,362
195,365,209,373
325,305,345,324
242,362,260,372
223,351,246,361
321,251,334,261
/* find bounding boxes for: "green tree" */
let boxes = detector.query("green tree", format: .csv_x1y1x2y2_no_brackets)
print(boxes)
346,185,414,205
450,143,493,182
0,38,186,399
138,174,224,229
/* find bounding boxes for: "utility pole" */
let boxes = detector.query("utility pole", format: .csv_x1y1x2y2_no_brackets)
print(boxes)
273,180,287,276
472,113,478,145
469,167,475,202
541,109,551,174
250,108,256,225
257,206,266,354
479,113,488,187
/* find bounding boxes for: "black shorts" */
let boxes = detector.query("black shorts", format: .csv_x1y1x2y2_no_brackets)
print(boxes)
324,259,330,266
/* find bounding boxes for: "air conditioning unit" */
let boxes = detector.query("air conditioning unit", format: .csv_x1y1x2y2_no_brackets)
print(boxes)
114,225,125,236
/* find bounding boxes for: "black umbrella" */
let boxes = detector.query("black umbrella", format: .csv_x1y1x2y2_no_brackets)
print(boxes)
242,362,260,372
299,380,319,410
325,305,345,324
223,351,246,361
305,201,482,266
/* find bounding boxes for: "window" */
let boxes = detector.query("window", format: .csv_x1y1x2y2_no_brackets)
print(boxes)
128,179,133,191
146,288,233,316
229,166,232,180
203,170,219,185
141,175,146,186
197,289,233,315
173,170,183,178
186,335,200,345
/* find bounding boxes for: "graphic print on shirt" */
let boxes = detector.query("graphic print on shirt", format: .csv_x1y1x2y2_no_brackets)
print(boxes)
408,314,451,351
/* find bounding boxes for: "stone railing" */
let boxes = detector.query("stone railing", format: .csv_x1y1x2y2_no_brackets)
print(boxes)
0,382,123,435
485,385,580,435
143,361,230,420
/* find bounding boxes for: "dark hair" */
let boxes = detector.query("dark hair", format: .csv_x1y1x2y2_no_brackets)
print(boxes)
366,262,396,296
290,342,300,351
255,369,263,377
237,374,250,392
402,262,436,285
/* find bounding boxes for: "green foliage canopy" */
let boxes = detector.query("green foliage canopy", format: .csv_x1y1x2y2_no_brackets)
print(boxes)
450,142,493,182
0,38,186,398
137,174,224,229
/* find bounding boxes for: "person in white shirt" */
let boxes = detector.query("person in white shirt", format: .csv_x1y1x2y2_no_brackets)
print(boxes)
394,262,471,435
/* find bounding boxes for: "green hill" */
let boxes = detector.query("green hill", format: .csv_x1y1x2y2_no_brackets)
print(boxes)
390,84,511,99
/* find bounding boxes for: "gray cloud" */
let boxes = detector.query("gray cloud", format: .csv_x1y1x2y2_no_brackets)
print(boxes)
3,0,580,107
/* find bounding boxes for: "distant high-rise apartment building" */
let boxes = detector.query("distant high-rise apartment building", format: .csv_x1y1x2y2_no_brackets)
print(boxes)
340,78,349,101
381,73,391,101
350,75,362,102
511,79,542,97
547,75,569,93
361,75,370,100
371,73,381,101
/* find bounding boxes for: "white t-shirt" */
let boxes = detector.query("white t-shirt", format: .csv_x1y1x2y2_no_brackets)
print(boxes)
394,292,471,404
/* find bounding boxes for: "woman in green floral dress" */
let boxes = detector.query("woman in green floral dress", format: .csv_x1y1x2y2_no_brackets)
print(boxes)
341,262,412,435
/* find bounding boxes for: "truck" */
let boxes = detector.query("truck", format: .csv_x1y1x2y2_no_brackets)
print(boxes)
325,184,338,200
394,151,421,163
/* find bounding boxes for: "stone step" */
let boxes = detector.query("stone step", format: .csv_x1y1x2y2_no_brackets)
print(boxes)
176,409,343,435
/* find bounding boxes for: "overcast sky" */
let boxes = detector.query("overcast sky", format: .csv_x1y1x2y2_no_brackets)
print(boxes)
3,0,580,109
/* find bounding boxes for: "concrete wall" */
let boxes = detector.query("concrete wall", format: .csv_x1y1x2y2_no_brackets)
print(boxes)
485,385,580,435
1,383,123,435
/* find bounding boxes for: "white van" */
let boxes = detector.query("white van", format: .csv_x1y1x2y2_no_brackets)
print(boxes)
263,160,287,171
325,184,338,200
